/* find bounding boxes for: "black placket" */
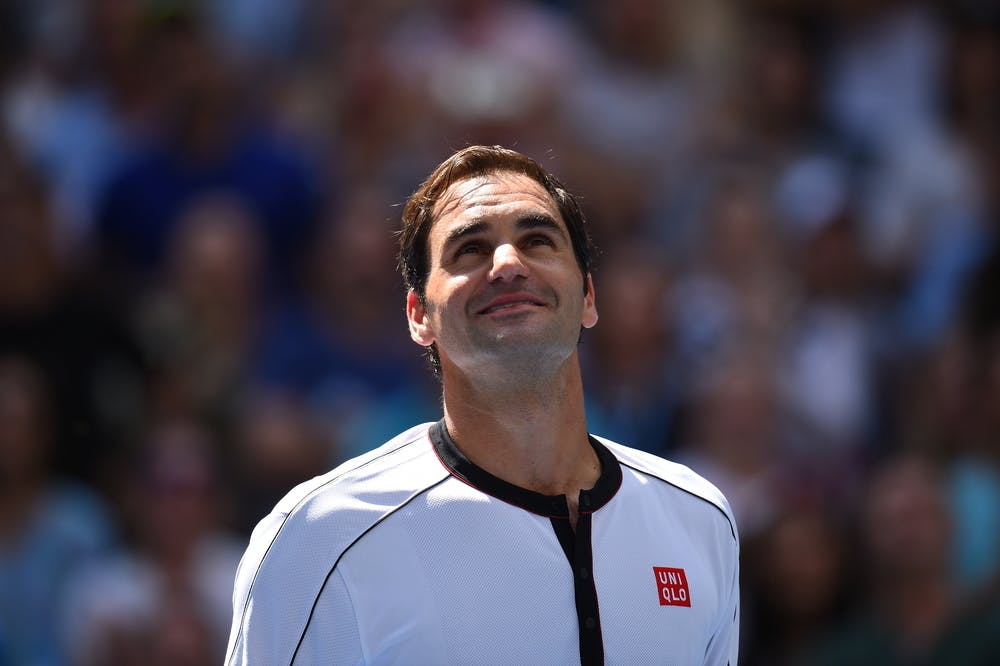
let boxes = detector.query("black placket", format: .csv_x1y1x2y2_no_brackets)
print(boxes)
550,510,603,666
429,421,622,666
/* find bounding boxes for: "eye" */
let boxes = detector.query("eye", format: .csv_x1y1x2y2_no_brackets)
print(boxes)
456,241,485,257
525,233,555,248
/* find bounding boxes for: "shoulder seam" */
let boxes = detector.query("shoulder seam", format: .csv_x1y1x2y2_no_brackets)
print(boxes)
618,460,738,542
228,433,428,666
290,475,452,664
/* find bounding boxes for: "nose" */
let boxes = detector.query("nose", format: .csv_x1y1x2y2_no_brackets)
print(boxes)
488,243,529,283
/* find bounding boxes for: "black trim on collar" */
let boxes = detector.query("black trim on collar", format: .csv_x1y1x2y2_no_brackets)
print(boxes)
429,420,622,518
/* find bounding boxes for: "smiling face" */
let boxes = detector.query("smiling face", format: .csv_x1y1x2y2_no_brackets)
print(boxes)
406,171,598,381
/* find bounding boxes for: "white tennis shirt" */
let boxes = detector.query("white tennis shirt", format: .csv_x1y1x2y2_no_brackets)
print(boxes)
226,421,739,665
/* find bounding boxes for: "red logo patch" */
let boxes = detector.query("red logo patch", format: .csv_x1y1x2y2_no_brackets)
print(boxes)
653,567,691,607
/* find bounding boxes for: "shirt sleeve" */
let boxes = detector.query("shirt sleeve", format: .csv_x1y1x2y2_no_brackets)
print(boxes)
224,512,365,665
703,528,740,666
289,568,364,665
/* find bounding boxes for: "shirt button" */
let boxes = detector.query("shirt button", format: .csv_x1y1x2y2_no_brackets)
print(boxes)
579,567,590,580
581,495,591,508
584,617,596,630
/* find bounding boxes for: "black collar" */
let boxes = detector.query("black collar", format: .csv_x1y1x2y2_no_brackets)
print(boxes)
429,420,622,519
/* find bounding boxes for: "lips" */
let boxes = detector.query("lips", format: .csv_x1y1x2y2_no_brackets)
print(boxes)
475,292,547,315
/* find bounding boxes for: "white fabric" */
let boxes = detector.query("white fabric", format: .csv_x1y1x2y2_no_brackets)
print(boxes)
226,423,739,665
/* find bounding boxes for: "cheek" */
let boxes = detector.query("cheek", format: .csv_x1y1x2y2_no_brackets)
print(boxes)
423,274,472,324
436,273,475,302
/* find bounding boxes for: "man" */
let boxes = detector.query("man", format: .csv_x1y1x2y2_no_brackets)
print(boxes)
226,146,740,665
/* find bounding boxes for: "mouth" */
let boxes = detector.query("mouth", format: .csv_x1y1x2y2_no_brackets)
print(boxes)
476,293,546,315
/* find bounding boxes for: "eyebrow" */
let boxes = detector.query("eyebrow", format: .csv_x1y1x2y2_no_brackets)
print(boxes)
442,220,490,254
441,214,567,255
518,214,567,240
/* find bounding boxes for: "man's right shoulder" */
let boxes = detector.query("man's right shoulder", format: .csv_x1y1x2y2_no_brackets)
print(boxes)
237,420,449,599
226,422,449,665
270,421,444,526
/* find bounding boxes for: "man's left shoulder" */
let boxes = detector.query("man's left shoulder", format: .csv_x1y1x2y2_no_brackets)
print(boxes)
594,435,738,540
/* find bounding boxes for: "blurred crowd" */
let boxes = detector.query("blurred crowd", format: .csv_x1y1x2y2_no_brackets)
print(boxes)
1,0,999,664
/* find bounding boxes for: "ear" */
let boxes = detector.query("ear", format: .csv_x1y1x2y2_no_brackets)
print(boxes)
581,273,598,329
406,290,436,346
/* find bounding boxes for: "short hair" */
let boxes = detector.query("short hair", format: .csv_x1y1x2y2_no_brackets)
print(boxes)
397,145,596,374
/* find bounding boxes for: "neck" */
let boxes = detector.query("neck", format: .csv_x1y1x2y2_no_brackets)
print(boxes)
440,353,599,507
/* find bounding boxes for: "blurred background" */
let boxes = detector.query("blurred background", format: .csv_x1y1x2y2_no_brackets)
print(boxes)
1,0,999,663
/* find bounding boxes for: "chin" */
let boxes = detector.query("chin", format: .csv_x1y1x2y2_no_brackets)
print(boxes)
486,337,575,369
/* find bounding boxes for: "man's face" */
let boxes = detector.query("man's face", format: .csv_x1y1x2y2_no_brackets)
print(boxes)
406,171,597,378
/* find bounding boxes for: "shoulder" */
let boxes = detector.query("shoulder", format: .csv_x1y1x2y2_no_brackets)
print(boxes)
228,422,448,664
595,434,738,542
267,422,445,539
238,422,444,590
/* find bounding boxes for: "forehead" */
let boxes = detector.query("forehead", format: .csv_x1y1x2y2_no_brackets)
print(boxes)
431,171,562,230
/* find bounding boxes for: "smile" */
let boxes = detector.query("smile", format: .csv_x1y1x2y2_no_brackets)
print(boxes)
476,293,546,315
481,301,539,314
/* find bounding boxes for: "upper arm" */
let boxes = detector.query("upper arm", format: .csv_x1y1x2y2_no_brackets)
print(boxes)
290,568,364,665
226,510,286,665
703,524,740,666
225,511,365,666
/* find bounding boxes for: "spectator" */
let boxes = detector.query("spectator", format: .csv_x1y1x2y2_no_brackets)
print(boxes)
581,241,679,455
134,193,268,430
64,420,242,665
806,455,1000,665
947,332,1000,592
676,350,789,541
230,390,332,533
778,214,879,466
253,188,438,459
0,356,116,665
94,8,320,296
0,137,145,485
1,0,163,261
672,179,795,367
387,0,584,146
742,504,855,666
